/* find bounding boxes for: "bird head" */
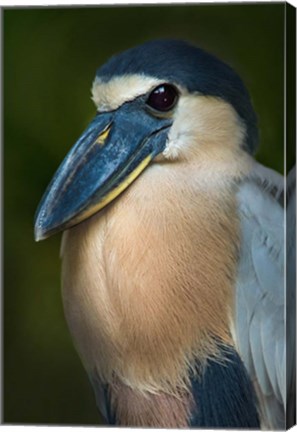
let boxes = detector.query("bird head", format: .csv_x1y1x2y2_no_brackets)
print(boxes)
34,39,258,241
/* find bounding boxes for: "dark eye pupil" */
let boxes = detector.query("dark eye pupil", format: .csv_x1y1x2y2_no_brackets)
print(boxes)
147,84,178,112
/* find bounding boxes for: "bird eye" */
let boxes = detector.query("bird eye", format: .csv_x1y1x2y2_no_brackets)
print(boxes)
146,84,178,112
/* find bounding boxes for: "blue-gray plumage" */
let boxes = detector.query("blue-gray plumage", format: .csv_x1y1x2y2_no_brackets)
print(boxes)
190,345,260,428
236,163,291,429
34,39,295,429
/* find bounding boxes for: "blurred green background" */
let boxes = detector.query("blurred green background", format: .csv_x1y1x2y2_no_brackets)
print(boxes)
3,3,292,425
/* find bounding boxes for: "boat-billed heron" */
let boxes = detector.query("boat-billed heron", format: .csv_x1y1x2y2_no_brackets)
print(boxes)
34,40,295,429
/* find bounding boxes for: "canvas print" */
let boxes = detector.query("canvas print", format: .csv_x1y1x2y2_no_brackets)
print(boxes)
3,2,296,429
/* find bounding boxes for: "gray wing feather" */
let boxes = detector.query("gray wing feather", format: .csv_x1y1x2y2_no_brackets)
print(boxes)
235,162,287,429
286,166,296,426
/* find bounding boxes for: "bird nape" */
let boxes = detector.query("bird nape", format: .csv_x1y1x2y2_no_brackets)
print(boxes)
34,39,295,429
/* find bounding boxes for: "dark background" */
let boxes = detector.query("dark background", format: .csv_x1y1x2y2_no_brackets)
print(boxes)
3,3,290,425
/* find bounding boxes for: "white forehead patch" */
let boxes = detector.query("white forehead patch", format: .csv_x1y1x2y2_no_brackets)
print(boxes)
91,74,164,112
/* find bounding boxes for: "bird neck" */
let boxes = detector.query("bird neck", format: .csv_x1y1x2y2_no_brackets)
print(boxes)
61,162,244,396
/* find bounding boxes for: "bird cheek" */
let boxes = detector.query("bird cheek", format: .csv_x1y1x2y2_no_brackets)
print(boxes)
162,138,185,161
161,95,202,162
162,95,248,165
